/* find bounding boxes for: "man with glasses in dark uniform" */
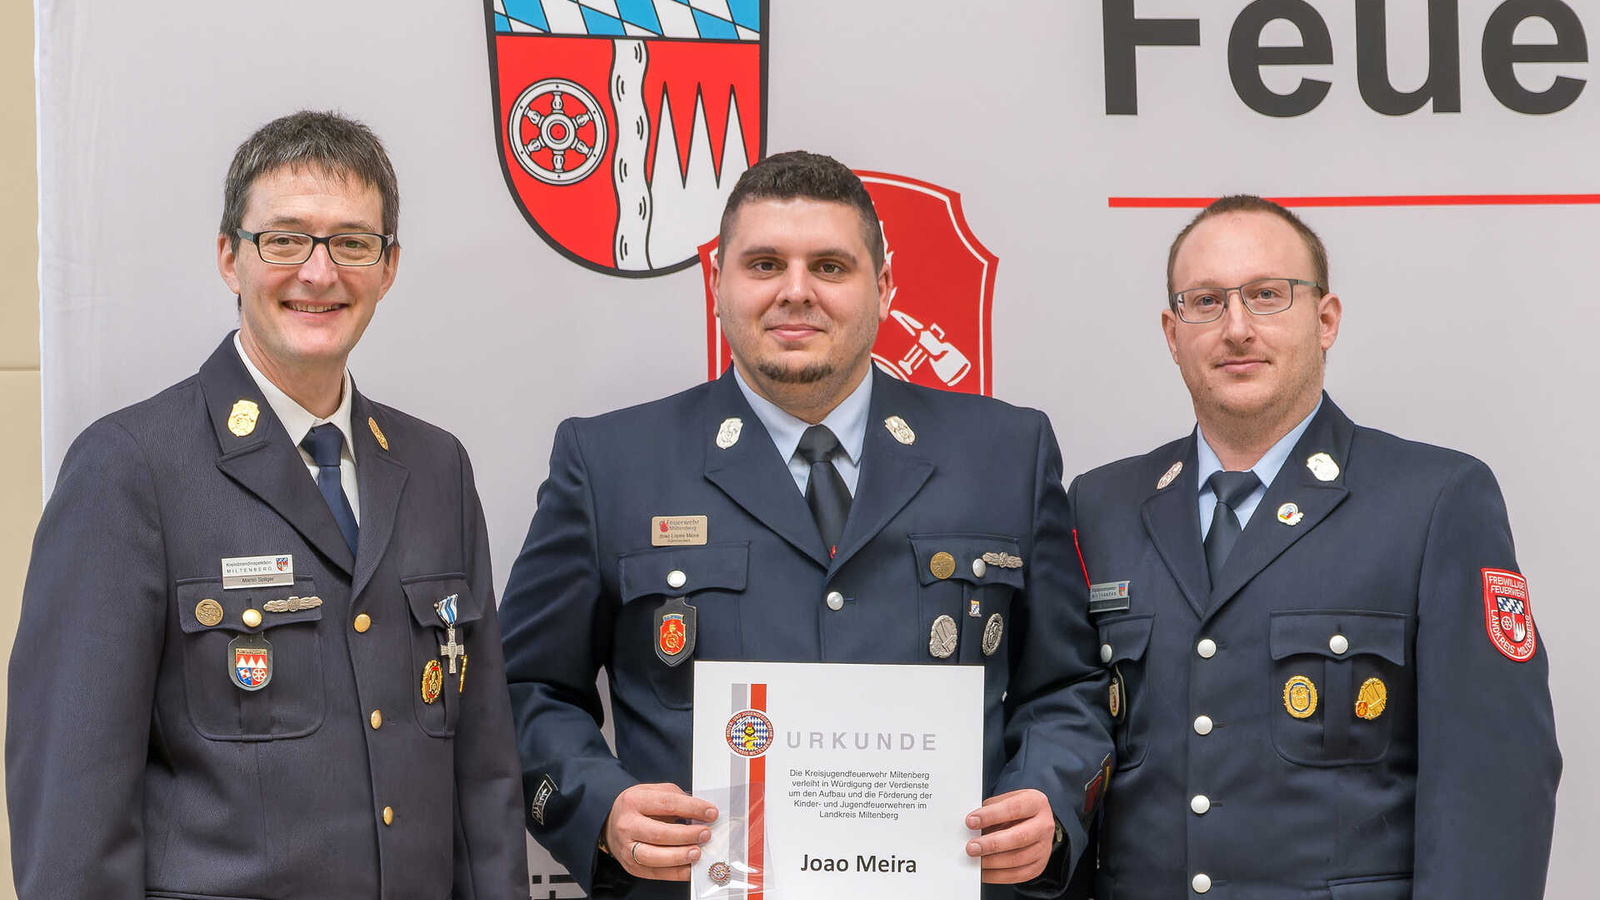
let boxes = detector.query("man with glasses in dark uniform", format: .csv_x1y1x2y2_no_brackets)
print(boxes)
1066,195,1560,898
7,110,527,900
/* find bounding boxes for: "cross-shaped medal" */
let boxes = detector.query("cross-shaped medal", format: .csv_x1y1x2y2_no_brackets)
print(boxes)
435,594,465,675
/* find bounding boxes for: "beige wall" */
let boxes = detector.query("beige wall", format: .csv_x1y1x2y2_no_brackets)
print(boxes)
1,0,39,895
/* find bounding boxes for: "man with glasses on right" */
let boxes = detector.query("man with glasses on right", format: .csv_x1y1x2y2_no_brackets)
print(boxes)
1067,195,1559,898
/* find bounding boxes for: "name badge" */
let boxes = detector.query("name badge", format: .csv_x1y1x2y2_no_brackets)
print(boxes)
1089,580,1131,615
221,554,294,589
652,515,709,547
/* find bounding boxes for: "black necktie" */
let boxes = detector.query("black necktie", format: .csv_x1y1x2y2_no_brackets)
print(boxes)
797,425,852,558
301,424,359,554
1204,470,1260,586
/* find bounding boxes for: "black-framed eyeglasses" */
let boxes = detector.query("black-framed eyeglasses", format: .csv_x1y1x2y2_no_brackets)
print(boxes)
1169,278,1324,324
236,228,395,267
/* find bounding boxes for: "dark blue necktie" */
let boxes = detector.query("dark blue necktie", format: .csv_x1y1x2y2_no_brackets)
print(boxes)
797,425,851,558
301,424,359,554
1204,470,1260,586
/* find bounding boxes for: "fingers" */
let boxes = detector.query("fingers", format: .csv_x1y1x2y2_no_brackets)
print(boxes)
606,783,720,882
964,789,1055,884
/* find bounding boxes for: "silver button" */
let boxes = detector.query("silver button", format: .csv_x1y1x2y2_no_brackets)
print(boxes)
1100,643,1113,664
1190,794,1211,815
666,569,687,590
1193,715,1214,735
971,558,988,578
825,591,845,611
1329,633,1349,655
1192,873,1212,893
1196,638,1217,659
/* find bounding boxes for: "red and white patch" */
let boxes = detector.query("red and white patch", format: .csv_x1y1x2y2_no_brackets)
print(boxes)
1482,568,1536,662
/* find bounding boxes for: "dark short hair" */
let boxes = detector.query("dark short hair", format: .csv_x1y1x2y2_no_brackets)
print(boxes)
220,110,399,250
718,150,884,269
1166,194,1329,296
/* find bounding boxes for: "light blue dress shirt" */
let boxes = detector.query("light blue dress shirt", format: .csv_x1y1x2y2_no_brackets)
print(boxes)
733,367,872,497
1195,398,1322,538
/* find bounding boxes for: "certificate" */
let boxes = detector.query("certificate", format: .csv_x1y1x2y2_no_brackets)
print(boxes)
691,660,982,899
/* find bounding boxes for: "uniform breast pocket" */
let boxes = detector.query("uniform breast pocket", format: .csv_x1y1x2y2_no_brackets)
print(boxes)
175,577,326,741
1096,614,1154,770
909,535,1024,669
402,574,482,738
616,543,749,710
1269,610,1410,766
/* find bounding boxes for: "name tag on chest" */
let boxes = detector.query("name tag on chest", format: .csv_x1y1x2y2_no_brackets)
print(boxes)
221,554,295,589
1089,580,1131,615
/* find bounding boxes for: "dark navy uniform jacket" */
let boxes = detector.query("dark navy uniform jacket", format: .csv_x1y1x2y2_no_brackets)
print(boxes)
6,336,528,900
1066,396,1560,900
500,369,1114,900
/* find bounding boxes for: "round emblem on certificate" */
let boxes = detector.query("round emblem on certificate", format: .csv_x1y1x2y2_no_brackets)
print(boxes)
1283,674,1318,719
981,613,1004,656
929,551,956,580
1355,677,1388,720
929,615,958,659
708,861,732,886
421,659,444,705
725,709,775,758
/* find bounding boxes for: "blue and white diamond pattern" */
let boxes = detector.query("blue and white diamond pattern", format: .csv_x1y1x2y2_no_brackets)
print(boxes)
494,0,760,40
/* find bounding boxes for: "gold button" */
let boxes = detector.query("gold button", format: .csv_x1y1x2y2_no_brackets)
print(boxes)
241,608,262,628
382,806,394,826
370,709,383,730
353,613,371,633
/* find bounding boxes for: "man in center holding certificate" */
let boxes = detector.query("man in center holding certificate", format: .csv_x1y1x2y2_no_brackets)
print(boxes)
501,151,1111,899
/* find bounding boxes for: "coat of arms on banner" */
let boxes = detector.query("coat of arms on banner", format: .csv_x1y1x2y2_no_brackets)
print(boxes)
700,172,999,395
486,0,767,277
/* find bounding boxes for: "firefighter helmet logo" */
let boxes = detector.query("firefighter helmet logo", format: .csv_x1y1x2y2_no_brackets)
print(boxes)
701,171,999,395
486,0,767,277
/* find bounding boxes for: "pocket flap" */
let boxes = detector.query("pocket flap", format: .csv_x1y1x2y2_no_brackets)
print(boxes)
908,534,1025,588
1270,611,1408,665
401,574,481,628
1096,614,1154,664
618,543,750,603
175,577,322,634
1329,875,1413,900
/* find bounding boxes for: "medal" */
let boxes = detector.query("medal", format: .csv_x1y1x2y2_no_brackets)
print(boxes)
435,594,464,674
1355,677,1388,720
421,659,443,704
981,613,1004,656
1283,674,1318,718
929,615,958,659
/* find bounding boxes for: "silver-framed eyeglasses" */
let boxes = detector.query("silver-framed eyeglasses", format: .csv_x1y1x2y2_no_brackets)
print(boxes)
236,228,395,267
1169,278,1323,324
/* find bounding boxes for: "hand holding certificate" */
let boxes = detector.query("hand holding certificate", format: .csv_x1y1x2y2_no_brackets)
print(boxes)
691,661,985,899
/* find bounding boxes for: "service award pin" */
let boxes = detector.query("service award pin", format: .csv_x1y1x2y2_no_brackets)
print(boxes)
421,659,444,704
1156,461,1183,490
228,399,260,437
1306,452,1340,482
929,615,958,659
1283,674,1318,718
195,598,224,628
1277,502,1304,526
368,416,389,451
982,613,1004,656
884,416,916,445
929,551,956,580
715,417,743,449
1355,677,1388,720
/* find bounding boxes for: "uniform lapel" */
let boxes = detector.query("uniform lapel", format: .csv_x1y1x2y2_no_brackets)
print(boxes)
201,335,356,575
1140,435,1210,617
828,372,934,574
702,371,833,568
1206,397,1353,616
349,391,408,601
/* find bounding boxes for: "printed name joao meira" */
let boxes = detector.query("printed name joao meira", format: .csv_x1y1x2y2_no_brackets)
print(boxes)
801,854,919,874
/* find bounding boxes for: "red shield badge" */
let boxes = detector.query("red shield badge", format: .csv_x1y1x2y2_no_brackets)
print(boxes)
700,172,998,394
486,1,767,276
1482,568,1537,662
660,613,686,656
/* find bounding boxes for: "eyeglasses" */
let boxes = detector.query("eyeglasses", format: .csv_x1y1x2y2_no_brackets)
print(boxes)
1169,278,1324,324
236,229,395,267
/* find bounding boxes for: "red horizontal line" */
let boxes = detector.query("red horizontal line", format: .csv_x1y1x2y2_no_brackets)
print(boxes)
1109,194,1600,208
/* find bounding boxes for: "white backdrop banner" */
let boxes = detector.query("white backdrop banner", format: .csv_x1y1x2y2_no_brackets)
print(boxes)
37,1,1596,897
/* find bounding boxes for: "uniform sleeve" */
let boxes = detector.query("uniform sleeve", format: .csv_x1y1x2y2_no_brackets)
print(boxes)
500,419,639,895
1412,457,1560,898
450,438,531,900
5,422,166,900
992,412,1116,892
